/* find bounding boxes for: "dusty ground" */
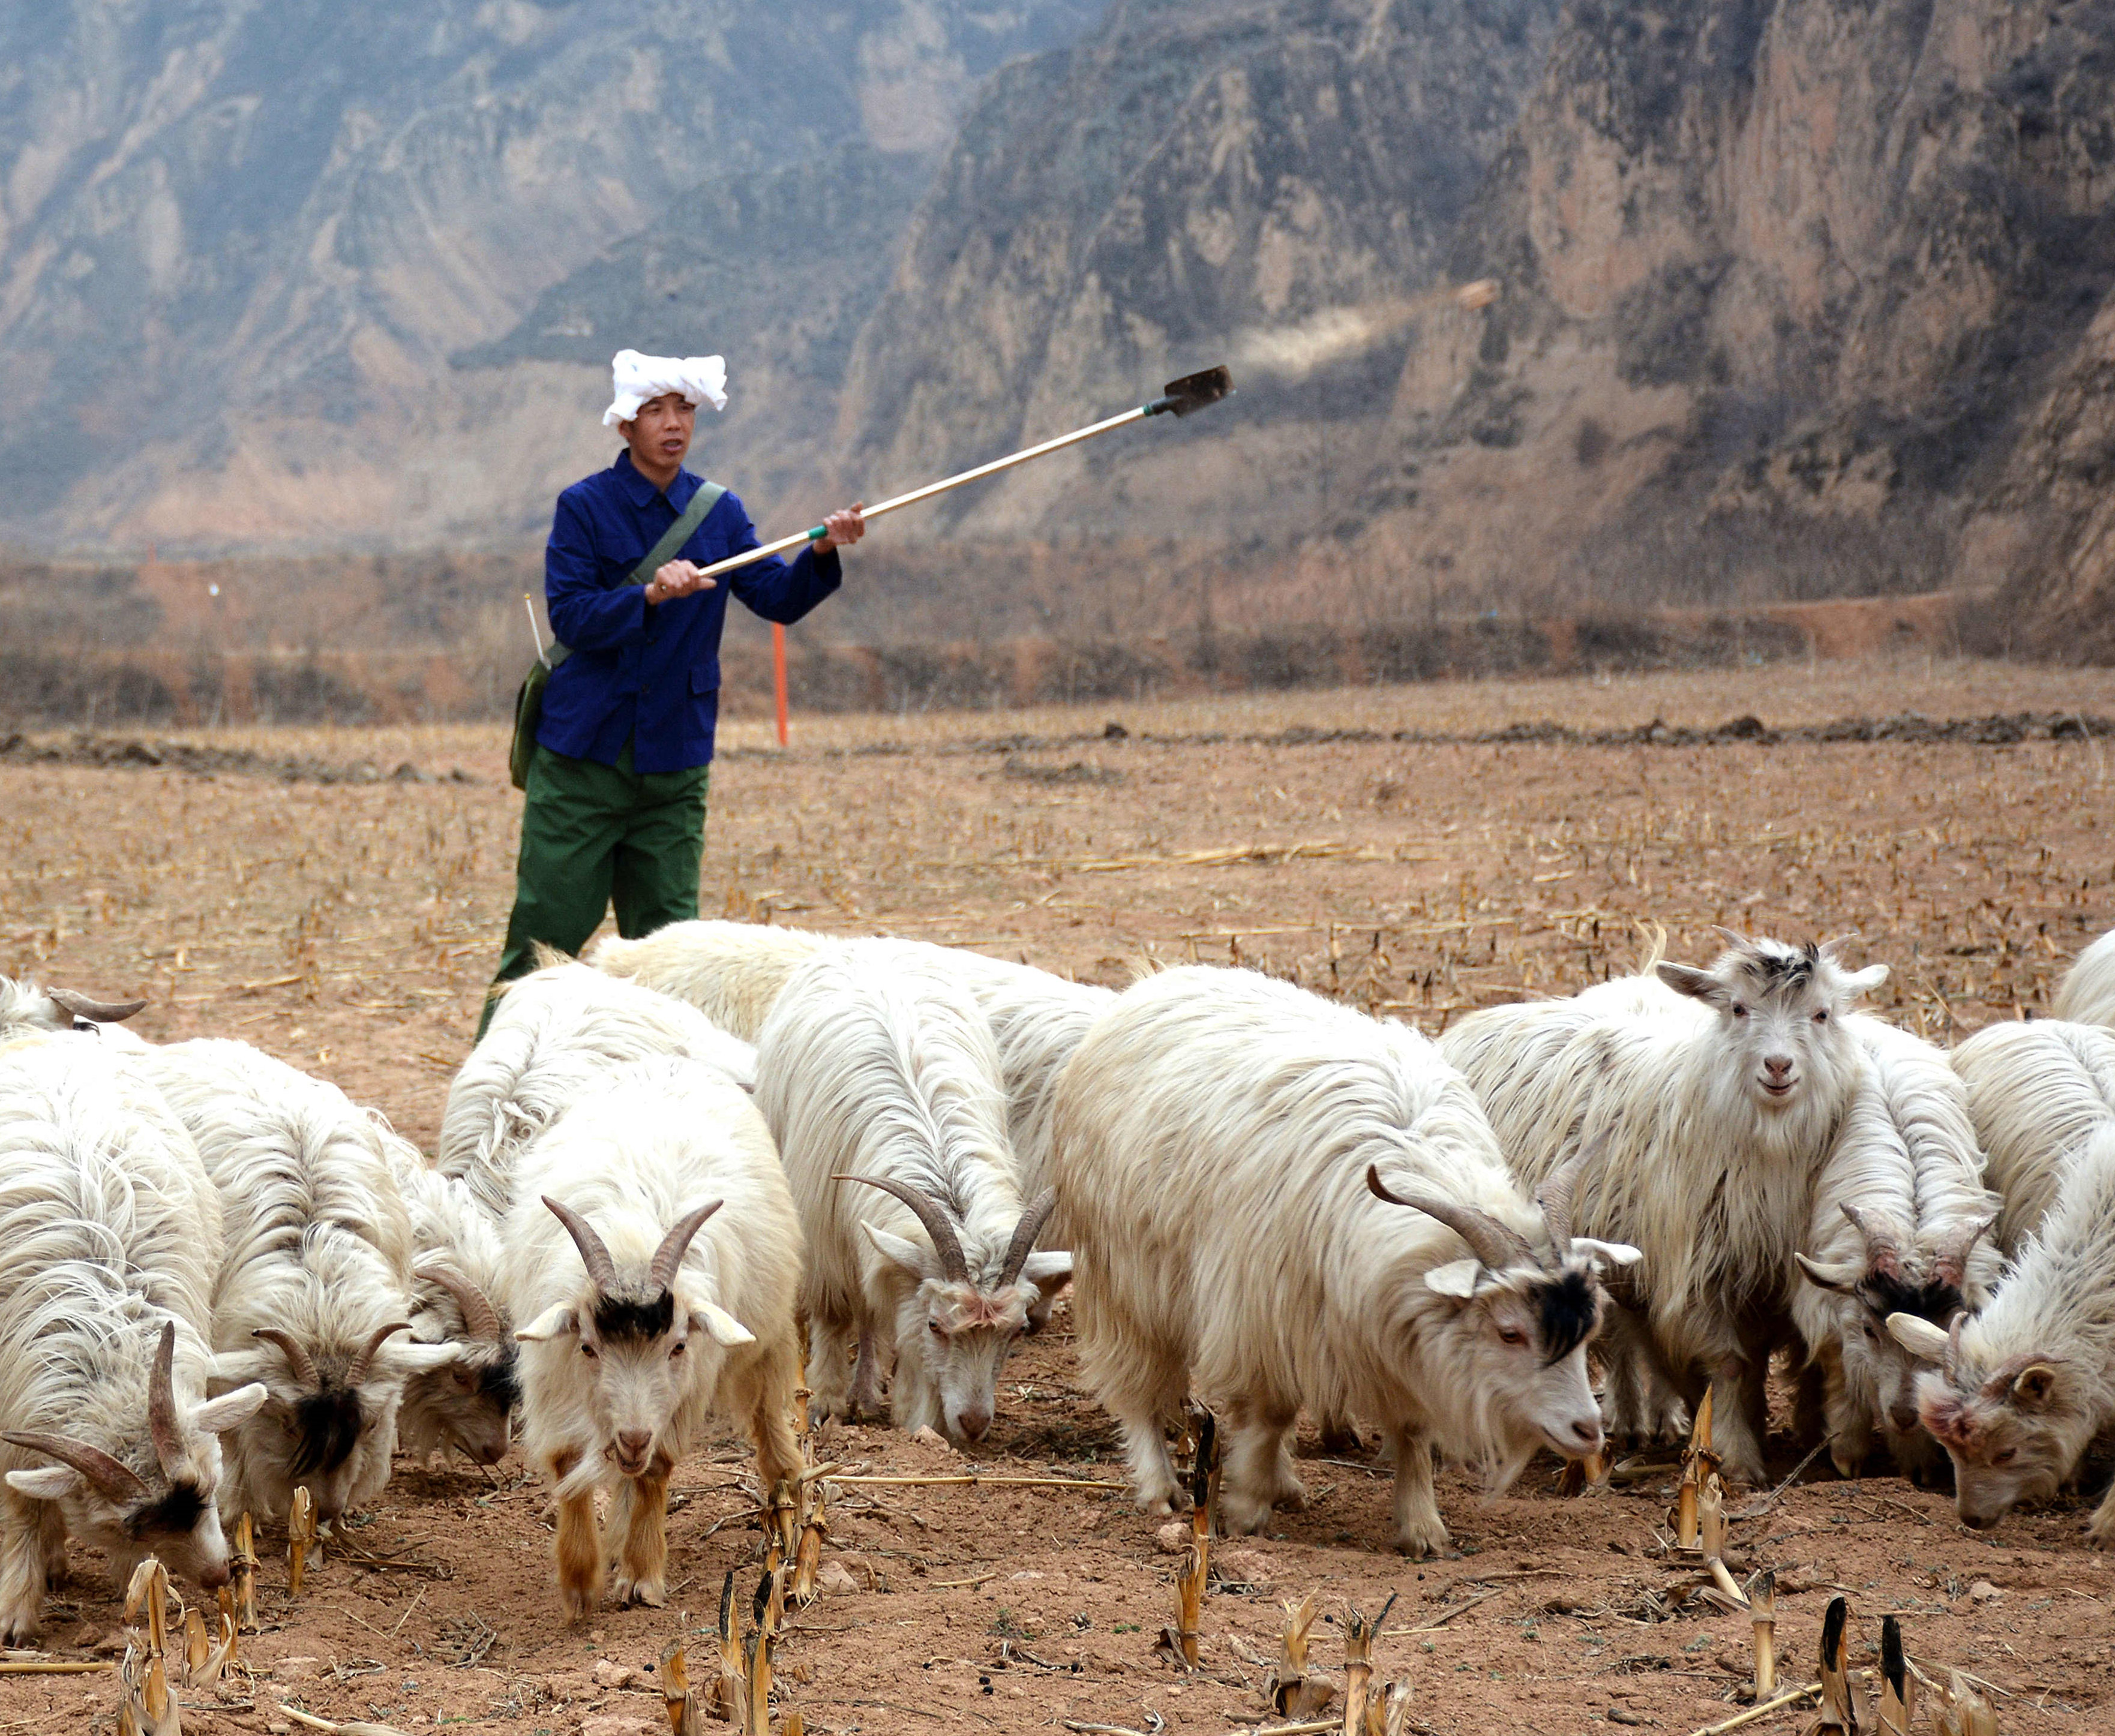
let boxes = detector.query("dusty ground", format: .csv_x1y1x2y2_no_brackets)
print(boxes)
5,655,2115,1735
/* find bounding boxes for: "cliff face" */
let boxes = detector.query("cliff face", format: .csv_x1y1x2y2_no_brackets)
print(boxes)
1349,0,2115,617
0,1,1099,549
827,0,1564,537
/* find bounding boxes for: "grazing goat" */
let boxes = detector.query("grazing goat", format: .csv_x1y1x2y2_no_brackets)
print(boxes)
1949,1018,2115,1251
1439,935,1884,1483
0,1042,265,1641
1889,1122,2115,1542
588,919,831,1041
758,941,1070,1443
0,974,148,1047
1792,1017,2000,1478
136,1040,449,1522
503,1056,802,1617
1052,967,1638,1557
440,959,755,1221
379,1140,517,1465
2054,928,2115,1030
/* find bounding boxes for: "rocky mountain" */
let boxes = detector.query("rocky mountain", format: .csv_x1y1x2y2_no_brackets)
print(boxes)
0,0,1100,550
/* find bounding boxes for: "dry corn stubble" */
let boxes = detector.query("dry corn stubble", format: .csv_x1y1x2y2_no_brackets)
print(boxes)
7,668,2115,1735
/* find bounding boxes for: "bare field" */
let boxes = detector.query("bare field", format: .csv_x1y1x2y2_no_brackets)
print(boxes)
5,656,2115,1736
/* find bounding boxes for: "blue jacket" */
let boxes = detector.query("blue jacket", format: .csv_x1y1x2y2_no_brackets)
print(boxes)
537,449,842,773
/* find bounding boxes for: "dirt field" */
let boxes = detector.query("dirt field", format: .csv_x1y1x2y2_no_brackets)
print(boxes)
5,655,2115,1736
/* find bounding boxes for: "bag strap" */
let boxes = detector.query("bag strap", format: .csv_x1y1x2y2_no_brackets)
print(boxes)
629,478,726,587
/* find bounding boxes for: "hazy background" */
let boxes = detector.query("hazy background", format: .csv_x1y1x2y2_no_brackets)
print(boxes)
4,0,2113,723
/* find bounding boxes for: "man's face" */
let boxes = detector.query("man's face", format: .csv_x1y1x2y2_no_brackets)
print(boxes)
621,394,696,473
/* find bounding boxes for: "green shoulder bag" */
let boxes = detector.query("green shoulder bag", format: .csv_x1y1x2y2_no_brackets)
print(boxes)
511,479,726,790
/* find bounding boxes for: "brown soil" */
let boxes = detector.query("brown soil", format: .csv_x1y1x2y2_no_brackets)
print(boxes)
5,656,2115,1736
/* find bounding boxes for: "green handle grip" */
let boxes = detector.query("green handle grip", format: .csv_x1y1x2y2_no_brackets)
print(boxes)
806,524,828,540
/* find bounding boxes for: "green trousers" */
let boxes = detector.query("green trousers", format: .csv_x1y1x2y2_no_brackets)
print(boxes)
479,740,709,1037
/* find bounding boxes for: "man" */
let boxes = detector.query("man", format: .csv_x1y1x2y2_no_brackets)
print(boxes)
480,348,864,1033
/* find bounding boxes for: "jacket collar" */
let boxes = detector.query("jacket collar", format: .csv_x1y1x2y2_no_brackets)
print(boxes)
613,446,696,510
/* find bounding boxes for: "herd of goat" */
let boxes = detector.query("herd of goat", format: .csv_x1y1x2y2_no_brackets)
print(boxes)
3,916,2115,1642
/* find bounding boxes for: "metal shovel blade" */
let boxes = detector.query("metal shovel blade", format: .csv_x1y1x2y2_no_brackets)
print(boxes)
1148,365,1234,418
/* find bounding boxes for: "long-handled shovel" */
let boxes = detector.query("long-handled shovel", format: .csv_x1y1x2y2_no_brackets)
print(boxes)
691,365,1234,585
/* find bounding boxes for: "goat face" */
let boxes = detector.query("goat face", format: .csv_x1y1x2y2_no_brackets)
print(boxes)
1913,1357,2091,1530
3,1351,267,1602
518,1286,751,1479
866,1220,1071,1443
1658,936,1883,1118
1800,1259,1961,1455
223,1326,447,1522
1417,1256,1609,1479
398,1342,518,1467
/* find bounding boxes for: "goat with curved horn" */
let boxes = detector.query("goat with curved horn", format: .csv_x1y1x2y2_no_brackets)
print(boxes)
252,1327,319,1387
542,1195,620,1292
1367,1164,1535,1270
831,1173,969,1283
145,1321,184,1477
1,1431,149,1502
348,1323,412,1387
998,1189,1058,1288
647,1200,724,1292
415,1260,505,1342
45,987,147,1023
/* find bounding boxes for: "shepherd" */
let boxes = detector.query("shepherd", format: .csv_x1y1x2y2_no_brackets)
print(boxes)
479,349,865,1035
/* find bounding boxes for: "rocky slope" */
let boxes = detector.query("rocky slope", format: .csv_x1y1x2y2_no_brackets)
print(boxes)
0,0,1099,549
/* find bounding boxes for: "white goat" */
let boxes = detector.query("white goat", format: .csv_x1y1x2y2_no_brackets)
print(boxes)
1949,1018,2115,1251
1439,935,1885,1483
1052,967,1637,1556
588,919,830,1041
2054,929,2115,1029
134,1040,449,1523
503,1057,802,1618
758,941,1070,1444
1888,1122,2115,1542
0,974,149,1047
378,1140,517,1466
0,1041,266,1641
1790,1017,2000,1478
440,959,756,1222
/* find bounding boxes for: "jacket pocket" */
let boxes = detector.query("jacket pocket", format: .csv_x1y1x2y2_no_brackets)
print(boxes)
691,663,720,695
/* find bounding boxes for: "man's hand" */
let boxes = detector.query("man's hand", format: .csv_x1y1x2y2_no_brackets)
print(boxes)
646,560,718,605
814,502,867,555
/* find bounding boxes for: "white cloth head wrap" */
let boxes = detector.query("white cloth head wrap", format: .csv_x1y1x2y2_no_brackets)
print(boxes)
602,349,729,427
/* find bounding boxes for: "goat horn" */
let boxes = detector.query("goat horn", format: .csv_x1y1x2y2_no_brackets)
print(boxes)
45,987,147,1023
1708,924,1753,952
414,1259,504,1341
348,1322,412,1386
2,1431,149,1502
146,1321,183,1477
832,1173,969,1283
1946,1312,1965,1377
1839,1202,1907,1274
542,1196,619,1292
252,1327,319,1387
648,1200,725,1293
1534,1129,1609,1253
1931,1214,1996,1289
998,1189,1058,1289
1366,1165,1535,1271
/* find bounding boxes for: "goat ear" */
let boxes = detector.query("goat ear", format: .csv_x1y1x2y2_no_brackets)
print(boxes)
1795,1252,1862,1294
1021,1250,1073,1299
691,1303,755,1348
191,1383,268,1434
1885,1312,1952,1362
1838,963,1888,999
1573,1238,1642,1271
1655,962,1721,1004
859,1220,937,1281
5,1465,79,1500
1423,1259,1484,1299
2010,1363,2060,1410
514,1305,580,1343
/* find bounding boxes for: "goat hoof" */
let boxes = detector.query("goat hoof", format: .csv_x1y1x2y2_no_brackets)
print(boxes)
1393,1523,1448,1560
